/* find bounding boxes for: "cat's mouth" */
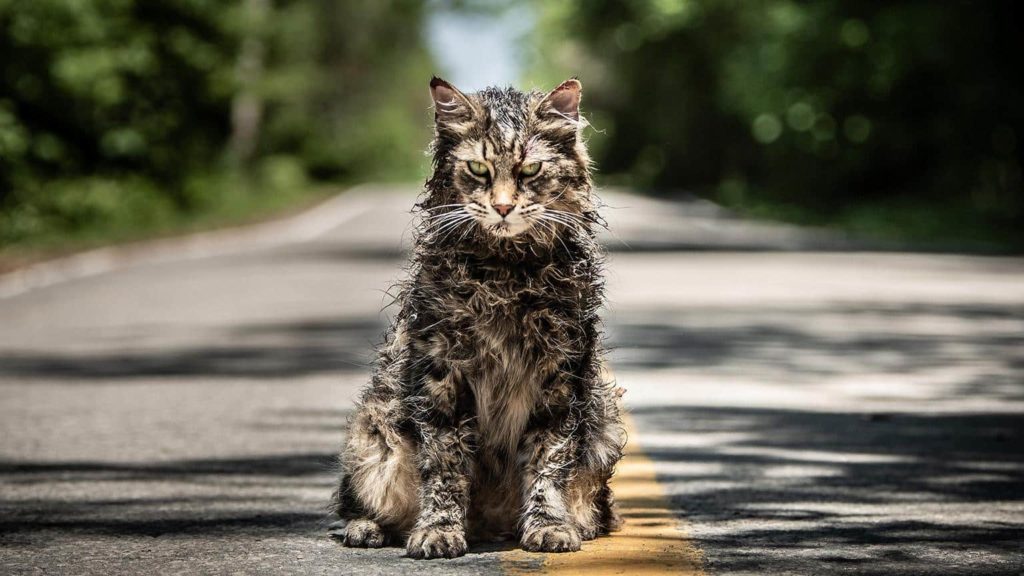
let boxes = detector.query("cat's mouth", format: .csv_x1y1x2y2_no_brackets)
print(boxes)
484,219,530,238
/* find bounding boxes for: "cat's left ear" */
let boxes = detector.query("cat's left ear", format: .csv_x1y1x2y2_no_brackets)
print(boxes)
537,78,582,121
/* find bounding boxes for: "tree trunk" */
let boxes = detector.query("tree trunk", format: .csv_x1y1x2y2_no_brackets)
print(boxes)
229,0,269,165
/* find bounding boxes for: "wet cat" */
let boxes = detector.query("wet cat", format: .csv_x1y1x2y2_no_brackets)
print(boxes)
331,77,624,559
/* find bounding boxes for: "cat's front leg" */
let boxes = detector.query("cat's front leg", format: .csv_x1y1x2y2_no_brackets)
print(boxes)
519,409,584,553
406,363,475,559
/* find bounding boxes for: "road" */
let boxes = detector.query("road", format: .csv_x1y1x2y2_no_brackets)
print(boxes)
1,185,1022,575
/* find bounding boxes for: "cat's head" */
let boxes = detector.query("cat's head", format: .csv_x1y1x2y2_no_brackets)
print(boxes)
424,77,593,244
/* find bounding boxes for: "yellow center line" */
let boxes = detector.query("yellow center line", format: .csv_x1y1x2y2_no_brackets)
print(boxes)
502,412,706,575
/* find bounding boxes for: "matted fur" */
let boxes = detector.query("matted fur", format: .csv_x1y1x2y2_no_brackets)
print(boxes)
332,77,625,559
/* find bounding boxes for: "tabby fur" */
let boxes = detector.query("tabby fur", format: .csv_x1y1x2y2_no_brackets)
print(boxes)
331,77,624,559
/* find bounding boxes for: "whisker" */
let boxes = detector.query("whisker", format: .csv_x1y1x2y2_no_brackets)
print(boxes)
454,220,477,244
425,207,469,219
423,203,468,212
423,210,470,228
544,208,588,221
432,214,472,235
432,216,475,244
532,218,560,241
528,215,574,255
424,216,462,229
542,185,572,206
539,213,585,230
437,223,469,245
425,216,466,231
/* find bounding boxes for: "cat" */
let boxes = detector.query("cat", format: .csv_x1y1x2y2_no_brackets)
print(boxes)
330,77,624,559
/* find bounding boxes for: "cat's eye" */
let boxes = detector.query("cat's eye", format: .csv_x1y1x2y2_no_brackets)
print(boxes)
519,162,541,177
467,161,489,177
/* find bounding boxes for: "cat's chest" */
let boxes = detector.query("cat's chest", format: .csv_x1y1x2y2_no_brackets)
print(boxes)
468,345,542,455
461,275,579,354
424,263,585,451
461,284,550,449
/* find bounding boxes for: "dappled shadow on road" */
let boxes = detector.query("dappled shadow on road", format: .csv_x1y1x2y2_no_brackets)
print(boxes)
608,302,1024,401
606,297,1024,569
0,456,338,543
627,404,1024,574
612,298,1024,573
0,317,386,381
0,452,337,482
0,510,324,541
0,408,352,544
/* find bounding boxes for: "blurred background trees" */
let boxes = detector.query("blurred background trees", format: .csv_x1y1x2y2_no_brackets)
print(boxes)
526,0,1023,250
1,0,1022,254
0,0,433,251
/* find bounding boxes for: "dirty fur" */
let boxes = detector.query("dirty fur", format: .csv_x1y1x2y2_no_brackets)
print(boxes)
331,77,625,559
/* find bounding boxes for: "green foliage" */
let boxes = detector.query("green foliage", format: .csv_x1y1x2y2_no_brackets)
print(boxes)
252,0,435,181
0,0,434,251
528,0,1024,251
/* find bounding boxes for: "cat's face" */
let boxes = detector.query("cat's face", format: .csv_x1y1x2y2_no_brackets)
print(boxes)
426,78,592,242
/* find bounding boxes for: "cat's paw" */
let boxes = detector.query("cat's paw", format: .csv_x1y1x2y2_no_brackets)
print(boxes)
406,525,468,559
578,524,600,541
521,523,582,553
333,518,389,548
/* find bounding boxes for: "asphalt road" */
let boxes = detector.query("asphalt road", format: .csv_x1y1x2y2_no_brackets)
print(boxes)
1,185,1022,575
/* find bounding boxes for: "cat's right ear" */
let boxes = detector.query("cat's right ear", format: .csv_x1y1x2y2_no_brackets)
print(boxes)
430,76,476,125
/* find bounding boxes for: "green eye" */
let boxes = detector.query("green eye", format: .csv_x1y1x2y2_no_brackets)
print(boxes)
467,161,489,177
519,162,541,177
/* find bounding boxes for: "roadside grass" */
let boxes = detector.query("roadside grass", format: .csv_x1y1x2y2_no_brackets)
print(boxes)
718,196,1024,254
0,166,341,273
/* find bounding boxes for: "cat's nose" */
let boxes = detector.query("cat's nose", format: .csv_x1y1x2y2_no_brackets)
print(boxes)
493,204,514,217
